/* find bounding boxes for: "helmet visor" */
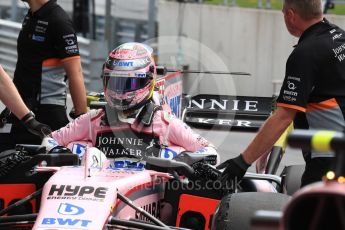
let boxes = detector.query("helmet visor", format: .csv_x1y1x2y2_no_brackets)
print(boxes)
104,75,150,93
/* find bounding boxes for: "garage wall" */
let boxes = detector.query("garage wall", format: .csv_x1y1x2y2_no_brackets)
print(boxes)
157,2,345,97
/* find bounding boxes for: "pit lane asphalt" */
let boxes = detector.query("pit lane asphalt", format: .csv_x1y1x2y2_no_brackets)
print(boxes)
0,98,304,175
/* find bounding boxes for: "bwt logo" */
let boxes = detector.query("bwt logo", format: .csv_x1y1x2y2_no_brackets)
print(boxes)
107,160,145,171
42,218,91,227
58,203,85,215
71,143,86,156
113,61,133,67
160,148,177,159
49,185,108,198
135,73,146,78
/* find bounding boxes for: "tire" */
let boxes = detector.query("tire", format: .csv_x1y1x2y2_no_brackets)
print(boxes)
281,164,305,196
213,192,290,230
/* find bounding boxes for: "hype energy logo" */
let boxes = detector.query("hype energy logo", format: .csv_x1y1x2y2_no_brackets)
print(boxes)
58,203,85,215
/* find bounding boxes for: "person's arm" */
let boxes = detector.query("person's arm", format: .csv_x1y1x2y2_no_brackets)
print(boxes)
0,65,29,119
50,109,101,146
216,107,297,183
242,106,297,164
62,57,87,116
0,65,51,137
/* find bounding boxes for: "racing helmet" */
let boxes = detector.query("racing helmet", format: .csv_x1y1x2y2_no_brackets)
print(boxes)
102,42,156,111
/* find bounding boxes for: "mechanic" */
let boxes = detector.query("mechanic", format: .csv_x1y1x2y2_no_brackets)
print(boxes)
43,42,219,165
0,65,51,138
0,0,87,152
218,0,345,187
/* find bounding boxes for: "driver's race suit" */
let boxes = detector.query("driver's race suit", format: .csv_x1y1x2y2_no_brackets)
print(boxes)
47,103,218,165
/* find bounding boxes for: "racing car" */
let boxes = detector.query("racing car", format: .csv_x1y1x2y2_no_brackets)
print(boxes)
0,144,289,229
0,68,297,230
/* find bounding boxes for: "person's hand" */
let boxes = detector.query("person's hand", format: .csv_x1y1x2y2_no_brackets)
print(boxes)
24,118,52,139
41,137,59,151
69,108,85,119
216,154,251,184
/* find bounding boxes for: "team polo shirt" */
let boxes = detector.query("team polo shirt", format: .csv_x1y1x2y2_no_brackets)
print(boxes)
13,0,80,106
277,19,345,156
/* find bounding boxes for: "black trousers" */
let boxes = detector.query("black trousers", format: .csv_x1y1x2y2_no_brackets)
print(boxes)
0,105,69,152
301,156,334,187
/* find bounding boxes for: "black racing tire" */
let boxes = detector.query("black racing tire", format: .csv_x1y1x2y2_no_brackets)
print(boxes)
212,192,290,230
281,164,305,196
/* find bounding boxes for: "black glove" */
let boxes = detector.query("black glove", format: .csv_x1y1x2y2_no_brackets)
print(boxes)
25,118,52,139
69,108,85,120
21,111,52,139
216,154,251,185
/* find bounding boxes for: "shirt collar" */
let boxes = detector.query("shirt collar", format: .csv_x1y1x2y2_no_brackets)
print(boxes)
31,0,57,18
297,18,328,45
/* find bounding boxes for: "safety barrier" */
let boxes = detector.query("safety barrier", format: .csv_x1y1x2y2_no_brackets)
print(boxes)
0,19,107,91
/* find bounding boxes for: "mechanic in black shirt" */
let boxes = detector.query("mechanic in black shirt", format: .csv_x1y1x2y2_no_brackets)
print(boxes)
0,0,87,151
218,0,345,187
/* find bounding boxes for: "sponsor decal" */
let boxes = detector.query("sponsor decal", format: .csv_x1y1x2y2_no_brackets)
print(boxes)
32,34,45,42
287,76,301,82
287,81,297,90
185,117,266,128
111,49,137,58
195,148,208,154
194,118,251,127
42,218,91,228
332,43,345,62
65,45,78,50
159,148,177,159
135,201,161,221
283,77,299,101
283,90,298,97
165,95,181,118
47,185,108,202
185,95,272,129
71,143,87,157
58,203,85,215
95,130,160,158
107,160,145,171
35,25,47,33
37,20,48,25
109,58,151,70
65,38,75,46
104,71,132,77
63,34,76,39
283,95,297,102
135,72,146,78
47,138,59,147
113,61,134,67
187,95,269,113
333,33,342,40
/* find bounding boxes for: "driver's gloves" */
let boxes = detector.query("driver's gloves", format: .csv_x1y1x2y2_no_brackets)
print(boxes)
22,111,52,139
41,137,59,152
216,154,251,184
